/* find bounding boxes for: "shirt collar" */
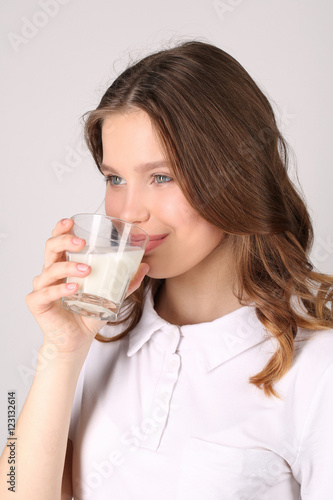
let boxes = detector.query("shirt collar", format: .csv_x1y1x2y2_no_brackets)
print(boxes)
127,288,271,372
179,304,271,372
127,289,168,357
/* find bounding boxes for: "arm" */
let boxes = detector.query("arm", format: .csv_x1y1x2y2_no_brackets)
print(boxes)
61,439,74,499
0,218,149,500
0,218,97,499
0,348,86,500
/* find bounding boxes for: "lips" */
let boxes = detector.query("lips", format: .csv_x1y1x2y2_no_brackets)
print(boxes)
144,234,168,254
130,234,149,244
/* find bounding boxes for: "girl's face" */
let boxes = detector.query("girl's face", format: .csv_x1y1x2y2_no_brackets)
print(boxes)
101,109,226,279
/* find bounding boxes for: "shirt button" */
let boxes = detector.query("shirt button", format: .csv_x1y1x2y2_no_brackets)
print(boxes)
158,392,170,404
167,356,180,372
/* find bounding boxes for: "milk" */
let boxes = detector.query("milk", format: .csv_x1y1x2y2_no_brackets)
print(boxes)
66,246,144,306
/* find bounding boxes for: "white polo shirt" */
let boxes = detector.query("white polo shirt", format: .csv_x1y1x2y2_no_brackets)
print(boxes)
69,289,333,499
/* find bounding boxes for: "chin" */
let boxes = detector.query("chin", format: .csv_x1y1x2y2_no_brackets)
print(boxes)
146,268,168,280
143,260,169,280
145,262,188,281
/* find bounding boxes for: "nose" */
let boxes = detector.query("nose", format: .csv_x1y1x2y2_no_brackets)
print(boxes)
118,188,150,225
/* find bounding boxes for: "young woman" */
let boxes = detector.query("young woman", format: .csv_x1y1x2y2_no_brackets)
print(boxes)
1,41,332,499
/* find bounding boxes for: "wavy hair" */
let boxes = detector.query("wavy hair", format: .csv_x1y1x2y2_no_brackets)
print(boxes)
83,41,333,396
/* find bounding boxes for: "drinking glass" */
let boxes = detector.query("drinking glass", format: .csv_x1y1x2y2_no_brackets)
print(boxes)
62,213,149,321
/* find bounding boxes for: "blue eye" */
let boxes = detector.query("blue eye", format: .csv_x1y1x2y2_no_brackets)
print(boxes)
106,175,125,186
154,175,172,184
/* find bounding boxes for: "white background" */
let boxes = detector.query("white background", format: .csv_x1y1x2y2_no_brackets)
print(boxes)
0,0,332,449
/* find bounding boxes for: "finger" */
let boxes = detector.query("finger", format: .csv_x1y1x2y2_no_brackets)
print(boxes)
44,234,86,268
126,263,150,297
26,282,79,315
51,218,74,238
33,261,91,291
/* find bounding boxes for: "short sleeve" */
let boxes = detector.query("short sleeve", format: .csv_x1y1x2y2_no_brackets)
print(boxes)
292,362,333,498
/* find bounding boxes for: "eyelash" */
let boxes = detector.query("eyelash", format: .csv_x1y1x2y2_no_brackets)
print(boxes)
104,174,173,186
104,175,124,186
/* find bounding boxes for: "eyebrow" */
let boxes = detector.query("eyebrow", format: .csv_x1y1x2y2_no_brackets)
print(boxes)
100,161,170,175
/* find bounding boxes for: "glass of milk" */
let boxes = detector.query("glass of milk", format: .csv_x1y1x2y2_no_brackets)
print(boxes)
62,214,149,321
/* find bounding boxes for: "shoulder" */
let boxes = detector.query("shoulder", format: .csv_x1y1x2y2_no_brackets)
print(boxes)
293,327,333,370
277,327,333,403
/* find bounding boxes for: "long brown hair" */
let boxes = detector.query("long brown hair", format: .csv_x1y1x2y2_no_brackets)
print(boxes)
83,41,333,396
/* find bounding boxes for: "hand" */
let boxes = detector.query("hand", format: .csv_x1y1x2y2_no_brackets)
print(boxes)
26,218,149,357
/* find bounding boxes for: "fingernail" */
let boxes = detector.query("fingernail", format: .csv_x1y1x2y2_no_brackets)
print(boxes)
72,237,83,245
77,264,89,272
61,218,69,224
66,283,77,290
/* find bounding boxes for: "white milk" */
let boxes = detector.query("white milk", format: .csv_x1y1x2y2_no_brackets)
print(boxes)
67,247,144,305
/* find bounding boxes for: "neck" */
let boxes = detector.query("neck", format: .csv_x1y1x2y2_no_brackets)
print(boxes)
154,241,242,326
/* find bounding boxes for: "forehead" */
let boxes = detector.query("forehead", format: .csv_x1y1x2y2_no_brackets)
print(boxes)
101,110,168,167
102,109,156,140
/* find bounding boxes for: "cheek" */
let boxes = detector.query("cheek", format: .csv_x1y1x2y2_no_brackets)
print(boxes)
105,190,120,217
162,189,199,223
159,199,181,219
173,199,209,232
147,188,186,221
179,204,225,247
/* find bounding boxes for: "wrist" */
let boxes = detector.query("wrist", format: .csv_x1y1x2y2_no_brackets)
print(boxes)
37,341,90,373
